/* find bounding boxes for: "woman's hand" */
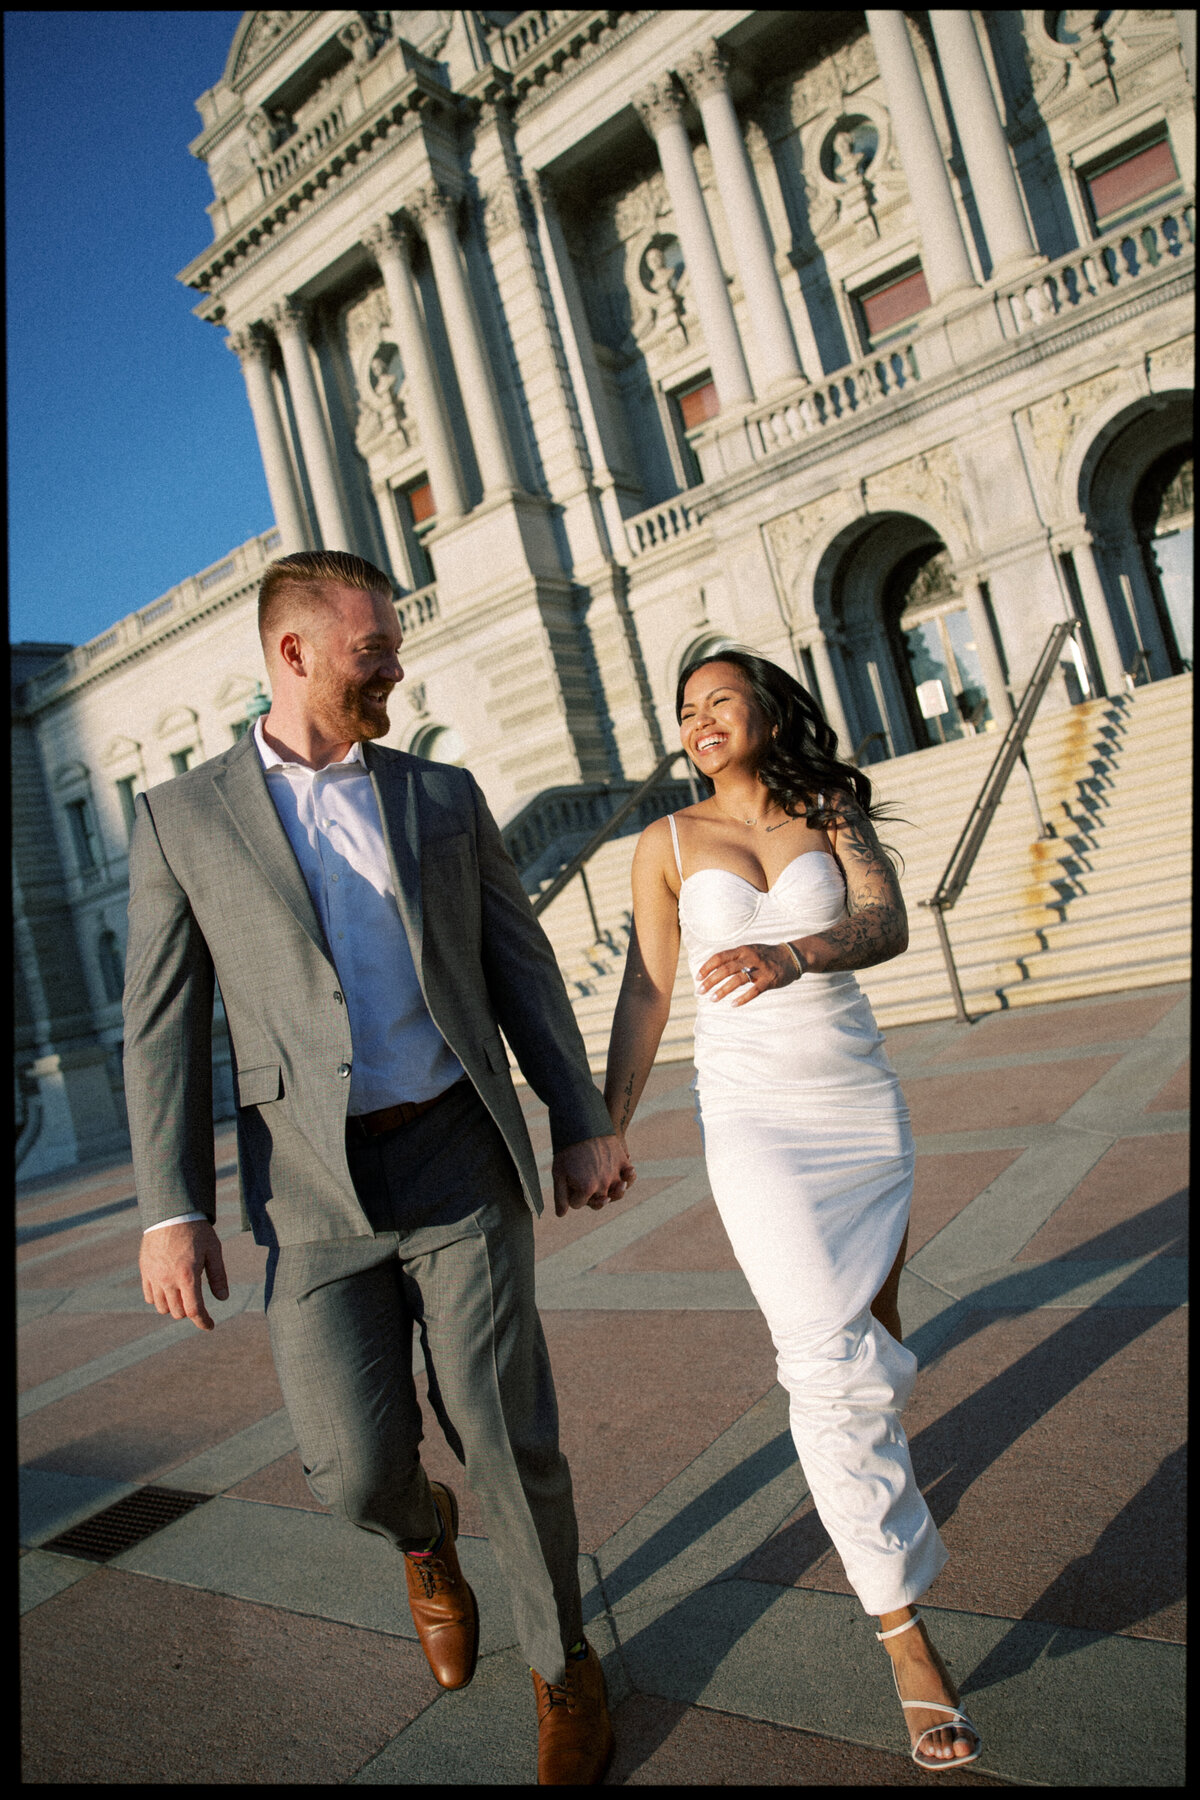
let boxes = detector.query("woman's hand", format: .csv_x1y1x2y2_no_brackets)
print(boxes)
698,941,803,1006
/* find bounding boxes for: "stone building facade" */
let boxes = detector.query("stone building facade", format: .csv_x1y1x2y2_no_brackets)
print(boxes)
13,9,1194,1174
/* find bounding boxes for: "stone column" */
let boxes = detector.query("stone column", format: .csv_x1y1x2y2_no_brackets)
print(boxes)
528,174,627,560
227,327,311,554
865,10,977,301
269,300,353,551
633,77,754,408
804,631,855,751
964,583,1015,723
410,184,519,499
363,218,467,521
679,40,804,389
928,11,1039,276
1071,536,1136,692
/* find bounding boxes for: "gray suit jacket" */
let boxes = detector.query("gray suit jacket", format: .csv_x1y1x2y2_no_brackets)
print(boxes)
122,732,612,1246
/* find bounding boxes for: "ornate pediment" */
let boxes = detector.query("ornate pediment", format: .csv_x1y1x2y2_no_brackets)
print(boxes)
226,11,315,90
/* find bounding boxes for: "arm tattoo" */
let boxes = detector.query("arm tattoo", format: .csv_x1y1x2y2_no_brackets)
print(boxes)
618,1073,634,1134
818,796,906,969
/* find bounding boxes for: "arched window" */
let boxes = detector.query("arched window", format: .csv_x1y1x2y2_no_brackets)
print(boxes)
97,928,124,1004
1135,447,1193,674
884,547,995,748
411,724,467,766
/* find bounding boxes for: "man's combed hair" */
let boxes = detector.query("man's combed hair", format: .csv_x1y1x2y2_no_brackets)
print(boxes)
674,645,898,835
258,550,393,652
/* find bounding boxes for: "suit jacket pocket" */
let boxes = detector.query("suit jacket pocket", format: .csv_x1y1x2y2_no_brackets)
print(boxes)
236,1063,283,1107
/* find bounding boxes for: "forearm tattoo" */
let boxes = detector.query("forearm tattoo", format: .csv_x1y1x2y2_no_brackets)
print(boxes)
819,798,906,971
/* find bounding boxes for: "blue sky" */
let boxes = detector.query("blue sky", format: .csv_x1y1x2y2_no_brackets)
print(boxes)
6,11,269,648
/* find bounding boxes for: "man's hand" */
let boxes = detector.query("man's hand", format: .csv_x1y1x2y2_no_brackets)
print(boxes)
551,1133,636,1218
139,1220,229,1331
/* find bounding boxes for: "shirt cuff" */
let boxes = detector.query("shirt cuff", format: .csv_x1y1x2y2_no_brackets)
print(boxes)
143,1212,209,1233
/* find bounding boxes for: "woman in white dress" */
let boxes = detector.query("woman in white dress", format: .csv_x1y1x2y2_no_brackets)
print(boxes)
603,650,981,1770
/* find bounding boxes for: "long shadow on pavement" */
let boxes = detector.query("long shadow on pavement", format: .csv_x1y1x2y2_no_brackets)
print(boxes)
601,1196,1184,1767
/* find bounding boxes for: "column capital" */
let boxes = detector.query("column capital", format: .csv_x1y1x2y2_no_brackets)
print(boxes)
226,323,271,365
678,37,732,103
406,182,461,234
361,215,412,265
267,297,309,338
633,76,686,139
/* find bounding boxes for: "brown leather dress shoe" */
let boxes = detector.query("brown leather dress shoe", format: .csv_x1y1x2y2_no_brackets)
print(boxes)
532,1640,615,1785
403,1481,479,1690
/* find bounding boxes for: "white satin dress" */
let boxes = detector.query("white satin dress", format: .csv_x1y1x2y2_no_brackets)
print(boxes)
668,811,947,1614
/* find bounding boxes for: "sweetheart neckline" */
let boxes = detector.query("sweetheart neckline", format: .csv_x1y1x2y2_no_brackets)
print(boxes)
679,849,838,898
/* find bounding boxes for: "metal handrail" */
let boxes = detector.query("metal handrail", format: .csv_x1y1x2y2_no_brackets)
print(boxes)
531,749,693,919
920,619,1081,1024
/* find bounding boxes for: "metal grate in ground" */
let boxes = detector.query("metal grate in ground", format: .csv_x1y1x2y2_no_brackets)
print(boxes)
41,1486,212,1562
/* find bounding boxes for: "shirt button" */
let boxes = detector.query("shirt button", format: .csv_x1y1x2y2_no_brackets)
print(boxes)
331,874,339,883
337,1062,351,1078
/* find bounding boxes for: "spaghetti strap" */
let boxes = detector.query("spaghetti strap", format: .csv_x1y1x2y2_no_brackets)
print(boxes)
667,812,684,879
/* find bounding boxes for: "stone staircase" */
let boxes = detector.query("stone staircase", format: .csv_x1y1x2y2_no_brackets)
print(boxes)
530,673,1192,1071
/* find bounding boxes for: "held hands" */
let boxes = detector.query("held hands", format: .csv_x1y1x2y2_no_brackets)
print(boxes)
698,941,805,1007
551,1132,637,1218
139,1220,230,1331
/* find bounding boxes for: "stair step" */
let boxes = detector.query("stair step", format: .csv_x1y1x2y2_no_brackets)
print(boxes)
532,675,1191,1039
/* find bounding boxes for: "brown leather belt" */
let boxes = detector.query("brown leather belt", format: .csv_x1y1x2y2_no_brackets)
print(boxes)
348,1077,468,1139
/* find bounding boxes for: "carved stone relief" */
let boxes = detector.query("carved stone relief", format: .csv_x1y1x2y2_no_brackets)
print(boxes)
765,490,854,625
1026,368,1128,491
863,444,975,556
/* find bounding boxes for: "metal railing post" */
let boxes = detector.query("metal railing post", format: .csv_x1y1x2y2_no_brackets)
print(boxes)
531,749,691,918
919,619,1081,1023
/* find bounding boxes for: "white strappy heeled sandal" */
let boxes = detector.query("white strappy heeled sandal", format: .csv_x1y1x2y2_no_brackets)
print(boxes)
876,1611,982,1772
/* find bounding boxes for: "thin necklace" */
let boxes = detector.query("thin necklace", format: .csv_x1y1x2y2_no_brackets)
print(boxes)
714,801,793,833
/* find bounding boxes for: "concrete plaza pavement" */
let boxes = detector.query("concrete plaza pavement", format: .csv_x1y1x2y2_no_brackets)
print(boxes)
19,983,1188,1785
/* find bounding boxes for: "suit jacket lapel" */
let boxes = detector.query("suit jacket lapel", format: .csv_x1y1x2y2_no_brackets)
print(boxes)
210,735,331,963
365,744,424,956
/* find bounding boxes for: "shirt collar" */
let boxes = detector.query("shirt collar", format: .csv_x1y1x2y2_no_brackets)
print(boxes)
254,713,366,774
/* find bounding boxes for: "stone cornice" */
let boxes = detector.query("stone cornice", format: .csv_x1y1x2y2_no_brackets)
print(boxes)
179,71,462,299
22,578,263,716
692,265,1195,527
508,10,659,120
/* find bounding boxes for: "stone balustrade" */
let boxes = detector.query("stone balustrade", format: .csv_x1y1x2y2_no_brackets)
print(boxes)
1000,193,1195,337
624,497,704,560
394,581,439,637
22,528,282,703
259,105,348,195
742,344,921,463
495,9,582,67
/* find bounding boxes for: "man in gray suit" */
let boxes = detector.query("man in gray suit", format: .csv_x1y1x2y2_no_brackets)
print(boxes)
126,550,632,1785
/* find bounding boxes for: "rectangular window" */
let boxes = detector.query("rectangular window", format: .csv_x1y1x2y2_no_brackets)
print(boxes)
65,798,97,871
115,774,140,838
670,376,719,488
170,748,194,776
855,263,931,348
395,477,436,588
1083,134,1180,232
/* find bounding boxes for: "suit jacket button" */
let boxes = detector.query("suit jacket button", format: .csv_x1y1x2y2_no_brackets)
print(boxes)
337,1062,351,1078
333,992,344,1004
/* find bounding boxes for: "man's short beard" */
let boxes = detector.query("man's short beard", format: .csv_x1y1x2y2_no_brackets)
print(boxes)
314,673,389,741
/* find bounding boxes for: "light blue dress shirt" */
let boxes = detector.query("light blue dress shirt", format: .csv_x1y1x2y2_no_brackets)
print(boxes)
145,719,463,1231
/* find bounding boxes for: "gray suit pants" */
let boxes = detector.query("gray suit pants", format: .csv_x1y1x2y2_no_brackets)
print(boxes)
265,1081,582,1684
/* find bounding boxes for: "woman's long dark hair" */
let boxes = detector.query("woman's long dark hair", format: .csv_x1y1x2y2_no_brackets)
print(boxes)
675,646,895,831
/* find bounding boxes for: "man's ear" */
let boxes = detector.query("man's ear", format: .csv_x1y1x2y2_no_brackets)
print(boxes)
278,630,308,678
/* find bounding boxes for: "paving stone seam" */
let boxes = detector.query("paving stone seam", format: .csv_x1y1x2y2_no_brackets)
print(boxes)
891,1037,1179,1076
17,1285,260,1419
910,1136,1119,1281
